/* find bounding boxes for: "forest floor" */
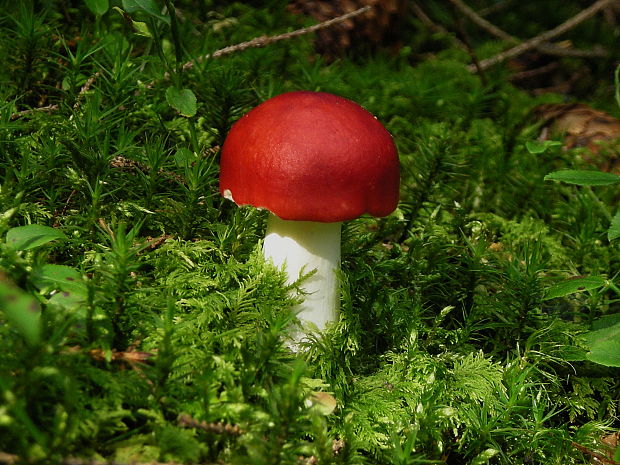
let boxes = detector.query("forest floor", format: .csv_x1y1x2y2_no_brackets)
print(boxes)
0,1,619,464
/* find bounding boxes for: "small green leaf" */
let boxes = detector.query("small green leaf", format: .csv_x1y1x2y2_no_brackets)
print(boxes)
544,276,606,300
122,0,169,24
84,0,109,15
166,87,197,117
592,313,620,330
174,147,196,167
132,20,152,37
6,225,66,251
525,139,561,154
48,290,86,311
471,448,500,465
558,345,588,362
31,265,87,298
544,169,620,186
582,320,620,367
0,280,41,346
608,212,620,241
122,0,157,14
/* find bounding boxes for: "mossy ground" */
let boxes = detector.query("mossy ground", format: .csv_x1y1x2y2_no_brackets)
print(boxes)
0,1,619,464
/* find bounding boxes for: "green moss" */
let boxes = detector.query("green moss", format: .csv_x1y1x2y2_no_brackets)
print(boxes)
0,1,618,463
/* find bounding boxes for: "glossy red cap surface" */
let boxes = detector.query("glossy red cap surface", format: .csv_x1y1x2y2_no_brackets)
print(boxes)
219,91,400,222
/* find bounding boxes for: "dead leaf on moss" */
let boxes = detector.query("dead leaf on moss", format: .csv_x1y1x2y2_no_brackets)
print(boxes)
591,431,620,465
305,391,338,415
534,103,620,172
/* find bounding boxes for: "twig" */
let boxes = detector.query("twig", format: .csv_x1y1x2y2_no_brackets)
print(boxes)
178,6,371,73
448,0,514,42
73,71,101,110
535,43,607,57
62,345,155,367
468,0,614,72
449,0,609,68
478,0,516,17
177,413,243,435
571,441,620,465
298,439,346,465
509,61,560,81
452,12,487,83
109,154,185,184
410,1,468,51
53,189,77,227
11,71,101,120
10,103,59,120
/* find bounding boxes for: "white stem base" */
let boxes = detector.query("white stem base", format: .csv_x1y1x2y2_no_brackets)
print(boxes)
263,214,341,340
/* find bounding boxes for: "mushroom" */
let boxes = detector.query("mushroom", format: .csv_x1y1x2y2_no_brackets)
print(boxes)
219,91,399,343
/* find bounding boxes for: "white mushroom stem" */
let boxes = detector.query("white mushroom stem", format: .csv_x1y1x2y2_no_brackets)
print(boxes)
263,213,341,340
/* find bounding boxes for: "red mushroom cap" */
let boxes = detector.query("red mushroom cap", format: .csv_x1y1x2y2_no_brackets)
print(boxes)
219,91,400,222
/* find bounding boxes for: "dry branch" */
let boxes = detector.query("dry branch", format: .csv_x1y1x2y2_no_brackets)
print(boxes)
449,0,609,70
467,0,613,72
180,5,371,72
10,103,59,120
448,0,514,42
73,71,101,110
411,1,468,50
11,71,100,119
478,0,516,17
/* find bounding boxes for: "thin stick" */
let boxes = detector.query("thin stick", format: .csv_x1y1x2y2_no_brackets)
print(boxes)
452,13,487,83
478,0,515,17
411,1,468,51
448,0,514,42
11,71,101,119
10,103,59,120
468,0,613,72
449,0,609,66
73,71,101,110
180,6,371,72
177,413,243,435
571,441,620,465
509,61,560,81
535,43,607,58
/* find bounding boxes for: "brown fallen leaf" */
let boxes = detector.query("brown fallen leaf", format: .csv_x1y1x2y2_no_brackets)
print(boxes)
592,431,620,465
305,391,338,415
534,103,620,172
